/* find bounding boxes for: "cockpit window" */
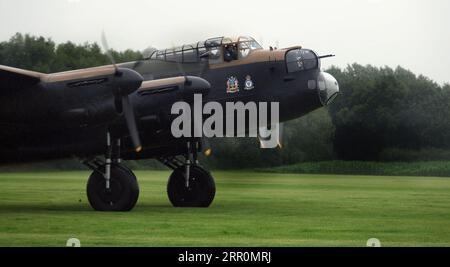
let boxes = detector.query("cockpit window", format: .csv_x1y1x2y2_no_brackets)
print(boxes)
239,42,261,58
239,42,251,58
238,36,262,59
205,37,223,48
286,49,318,73
204,38,222,62
208,46,221,60
150,36,263,63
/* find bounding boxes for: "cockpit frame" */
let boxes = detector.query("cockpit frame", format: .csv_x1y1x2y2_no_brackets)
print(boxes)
147,36,262,63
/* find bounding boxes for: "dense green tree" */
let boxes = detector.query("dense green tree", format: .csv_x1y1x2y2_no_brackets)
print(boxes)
0,33,142,73
328,64,450,160
0,33,55,72
52,42,109,72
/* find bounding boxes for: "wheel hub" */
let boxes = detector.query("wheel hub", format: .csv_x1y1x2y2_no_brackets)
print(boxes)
98,179,123,204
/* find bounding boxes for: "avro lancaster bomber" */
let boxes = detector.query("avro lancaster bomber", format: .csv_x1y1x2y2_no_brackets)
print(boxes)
0,35,339,211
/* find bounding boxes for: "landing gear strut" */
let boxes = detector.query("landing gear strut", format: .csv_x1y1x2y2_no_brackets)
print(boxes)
160,141,216,207
83,132,139,211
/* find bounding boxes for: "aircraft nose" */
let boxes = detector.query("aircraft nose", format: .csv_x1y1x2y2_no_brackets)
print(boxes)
316,72,339,105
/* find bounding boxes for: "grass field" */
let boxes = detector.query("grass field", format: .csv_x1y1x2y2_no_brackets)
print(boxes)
0,170,450,247
261,161,450,177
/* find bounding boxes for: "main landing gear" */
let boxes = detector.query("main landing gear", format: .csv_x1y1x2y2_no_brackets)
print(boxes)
83,133,139,211
83,134,215,211
159,141,216,207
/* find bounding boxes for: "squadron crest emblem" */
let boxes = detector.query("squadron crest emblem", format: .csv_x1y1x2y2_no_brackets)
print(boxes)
226,76,239,93
244,75,254,90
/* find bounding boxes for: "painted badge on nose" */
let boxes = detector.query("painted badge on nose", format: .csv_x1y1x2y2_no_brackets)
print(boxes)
226,76,239,93
244,75,254,90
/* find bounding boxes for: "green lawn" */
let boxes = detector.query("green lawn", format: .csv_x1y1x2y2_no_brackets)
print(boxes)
0,171,449,246
261,161,450,177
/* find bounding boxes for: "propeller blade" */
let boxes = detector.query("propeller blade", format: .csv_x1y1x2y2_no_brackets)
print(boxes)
101,30,118,72
100,31,143,153
121,95,142,152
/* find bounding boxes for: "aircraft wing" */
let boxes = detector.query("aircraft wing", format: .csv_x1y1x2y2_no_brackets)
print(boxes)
138,76,210,97
0,65,43,89
0,64,118,90
0,64,210,95
0,64,210,130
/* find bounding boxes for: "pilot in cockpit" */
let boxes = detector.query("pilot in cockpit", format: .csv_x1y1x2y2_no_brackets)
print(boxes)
224,43,238,62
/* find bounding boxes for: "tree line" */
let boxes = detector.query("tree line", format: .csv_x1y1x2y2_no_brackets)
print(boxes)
1,33,449,169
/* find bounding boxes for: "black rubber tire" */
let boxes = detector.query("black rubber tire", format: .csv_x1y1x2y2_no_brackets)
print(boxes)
116,164,137,179
87,164,139,211
167,165,216,207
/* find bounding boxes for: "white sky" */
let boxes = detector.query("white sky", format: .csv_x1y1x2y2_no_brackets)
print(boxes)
0,0,449,84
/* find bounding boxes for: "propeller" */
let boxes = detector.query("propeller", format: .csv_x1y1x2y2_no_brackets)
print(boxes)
101,31,118,72
101,31,143,152
121,95,142,152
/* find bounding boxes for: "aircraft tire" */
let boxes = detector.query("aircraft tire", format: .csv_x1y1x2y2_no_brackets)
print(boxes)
87,164,140,211
167,165,215,207
116,164,137,180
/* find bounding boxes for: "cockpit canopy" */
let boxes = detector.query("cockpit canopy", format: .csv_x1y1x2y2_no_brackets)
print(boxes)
147,36,262,63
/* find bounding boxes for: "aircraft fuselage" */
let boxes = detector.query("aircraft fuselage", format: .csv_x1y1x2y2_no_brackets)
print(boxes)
0,47,336,164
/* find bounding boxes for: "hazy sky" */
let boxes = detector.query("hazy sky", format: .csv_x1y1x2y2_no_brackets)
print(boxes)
0,0,449,84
